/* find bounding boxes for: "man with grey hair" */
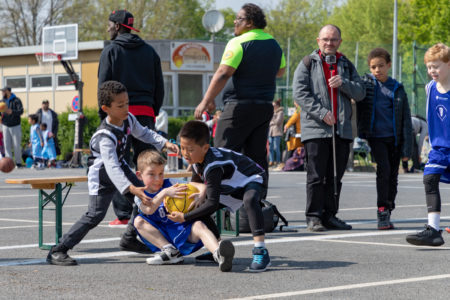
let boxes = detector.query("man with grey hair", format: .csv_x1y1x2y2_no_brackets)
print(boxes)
293,24,365,231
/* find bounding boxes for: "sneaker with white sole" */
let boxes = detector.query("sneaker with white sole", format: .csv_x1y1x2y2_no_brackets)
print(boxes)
146,247,183,265
249,247,271,272
406,225,444,246
213,240,235,272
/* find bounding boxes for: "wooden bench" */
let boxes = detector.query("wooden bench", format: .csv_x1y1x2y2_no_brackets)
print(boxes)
5,171,191,250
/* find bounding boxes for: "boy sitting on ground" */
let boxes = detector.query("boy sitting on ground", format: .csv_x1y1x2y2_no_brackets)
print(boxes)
47,81,178,265
167,120,271,272
133,149,235,272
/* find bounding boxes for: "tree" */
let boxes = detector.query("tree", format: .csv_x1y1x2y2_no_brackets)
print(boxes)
399,0,450,46
0,0,70,46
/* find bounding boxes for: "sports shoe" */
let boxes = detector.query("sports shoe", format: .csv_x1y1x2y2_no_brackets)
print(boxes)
406,225,444,246
146,247,183,265
46,246,77,266
195,251,216,263
377,207,393,230
119,234,153,254
108,218,129,228
249,247,271,272
213,240,235,272
323,216,352,230
306,219,326,232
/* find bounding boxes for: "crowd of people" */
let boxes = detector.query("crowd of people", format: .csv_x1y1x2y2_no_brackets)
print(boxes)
2,3,449,273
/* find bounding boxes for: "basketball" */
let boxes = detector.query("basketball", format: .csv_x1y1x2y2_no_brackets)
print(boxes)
0,102,6,112
0,157,15,173
164,184,199,214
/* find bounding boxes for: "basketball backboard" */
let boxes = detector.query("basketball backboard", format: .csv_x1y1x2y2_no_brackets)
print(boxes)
42,24,78,62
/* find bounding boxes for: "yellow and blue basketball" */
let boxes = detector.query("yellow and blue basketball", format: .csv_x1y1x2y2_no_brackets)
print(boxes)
164,184,199,214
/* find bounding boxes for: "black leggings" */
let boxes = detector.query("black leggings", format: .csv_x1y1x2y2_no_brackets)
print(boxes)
241,182,265,237
424,174,441,213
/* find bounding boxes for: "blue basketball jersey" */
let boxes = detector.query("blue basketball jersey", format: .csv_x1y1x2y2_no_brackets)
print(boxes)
426,80,450,149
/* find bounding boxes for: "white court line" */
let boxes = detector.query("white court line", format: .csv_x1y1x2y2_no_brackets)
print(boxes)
343,184,450,190
319,239,450,249
227,274,450,299
280,204,450,214
0,191,88,199
0,204,87,211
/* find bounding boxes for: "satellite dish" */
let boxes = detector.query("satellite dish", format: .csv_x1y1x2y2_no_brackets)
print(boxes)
202,10,225,33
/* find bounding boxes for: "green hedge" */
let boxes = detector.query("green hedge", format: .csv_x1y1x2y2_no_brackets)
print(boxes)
20,108,192,160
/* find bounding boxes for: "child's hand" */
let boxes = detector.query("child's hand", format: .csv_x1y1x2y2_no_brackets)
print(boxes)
165,141,179,155
129,185,152,204
187,190,206,210
41,142,44,147
165,184,188,198
167,211,185,223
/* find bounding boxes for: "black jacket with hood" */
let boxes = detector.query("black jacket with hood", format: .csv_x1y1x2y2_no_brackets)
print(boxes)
98,33,164,117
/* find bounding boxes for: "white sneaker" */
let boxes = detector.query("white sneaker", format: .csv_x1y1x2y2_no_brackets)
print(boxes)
146,247,183,265
213,240,235,272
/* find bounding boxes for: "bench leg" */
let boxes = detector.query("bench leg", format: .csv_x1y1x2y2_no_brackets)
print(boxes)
39,190,44,249
55,183,62,246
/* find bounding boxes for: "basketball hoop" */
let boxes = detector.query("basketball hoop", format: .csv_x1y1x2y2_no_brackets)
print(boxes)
35,52,60,73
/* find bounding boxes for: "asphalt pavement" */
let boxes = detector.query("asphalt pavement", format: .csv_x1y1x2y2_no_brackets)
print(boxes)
1,167,450,299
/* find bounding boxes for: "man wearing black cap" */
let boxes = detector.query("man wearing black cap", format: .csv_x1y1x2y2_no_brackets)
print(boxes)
1,87,24,168
98,9,164,253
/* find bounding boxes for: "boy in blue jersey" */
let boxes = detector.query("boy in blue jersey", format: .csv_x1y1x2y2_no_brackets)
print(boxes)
168,120,271,272
133,150,235,272
406,43,450,246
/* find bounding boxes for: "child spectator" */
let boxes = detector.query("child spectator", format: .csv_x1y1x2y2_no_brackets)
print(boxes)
283,147,305,171
40,123,57,167
268,99,284,167
28,114,44,169
282,102,302,169
357,48,412,230
406,43,450,246
168,120,271,272
133,150,234,271
46,81,178,265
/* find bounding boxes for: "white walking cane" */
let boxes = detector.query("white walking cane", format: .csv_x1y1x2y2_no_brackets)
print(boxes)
325,55,338,208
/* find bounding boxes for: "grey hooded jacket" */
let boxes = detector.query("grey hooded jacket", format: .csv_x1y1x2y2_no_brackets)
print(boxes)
292,50,365,142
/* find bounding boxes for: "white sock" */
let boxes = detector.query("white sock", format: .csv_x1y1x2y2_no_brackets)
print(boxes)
255,242,265,248
162,244,176,252
428,212,440,230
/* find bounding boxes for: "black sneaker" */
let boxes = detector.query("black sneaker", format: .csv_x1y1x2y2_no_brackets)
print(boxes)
406,225,444,246
377,207,393,230
46,246,77,266
213,240,235,272
249,247,271,272
119,235,153,254
195,251,216,263
323,216,352,230
306,219,326,232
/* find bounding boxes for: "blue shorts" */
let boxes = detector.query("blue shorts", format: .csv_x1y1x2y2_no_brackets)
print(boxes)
135,213,203,256
424,147,450,184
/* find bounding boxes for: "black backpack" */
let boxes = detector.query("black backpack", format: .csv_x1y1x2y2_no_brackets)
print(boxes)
231,199,289,233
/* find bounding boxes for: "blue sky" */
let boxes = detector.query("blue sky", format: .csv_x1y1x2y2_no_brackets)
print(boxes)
214,0,279,12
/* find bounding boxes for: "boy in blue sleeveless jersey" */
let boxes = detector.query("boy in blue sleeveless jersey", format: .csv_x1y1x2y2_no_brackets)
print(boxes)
133,150,235,272
168,120,271,272
47,81,178,265
28,114,44,168
406,43,450,246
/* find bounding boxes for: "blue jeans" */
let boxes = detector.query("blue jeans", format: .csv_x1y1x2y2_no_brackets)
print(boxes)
269,136,281,163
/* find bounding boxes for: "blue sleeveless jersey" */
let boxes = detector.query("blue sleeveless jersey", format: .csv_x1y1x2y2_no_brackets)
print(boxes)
135,179,203,255
426,81,450,148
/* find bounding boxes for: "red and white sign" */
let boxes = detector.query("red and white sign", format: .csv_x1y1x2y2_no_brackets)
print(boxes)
170,42,213,71
71,95,80,112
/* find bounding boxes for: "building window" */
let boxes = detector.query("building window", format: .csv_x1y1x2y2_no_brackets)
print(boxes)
56,74,79,90
30,75,52,89
178,74,202,109
4,76,26,90
163,74,174,107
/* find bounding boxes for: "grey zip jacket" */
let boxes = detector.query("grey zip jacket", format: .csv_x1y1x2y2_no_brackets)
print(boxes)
293,50,365,142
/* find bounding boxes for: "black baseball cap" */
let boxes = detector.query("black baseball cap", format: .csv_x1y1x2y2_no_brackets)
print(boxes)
109,10,140,32
2,87,11,92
